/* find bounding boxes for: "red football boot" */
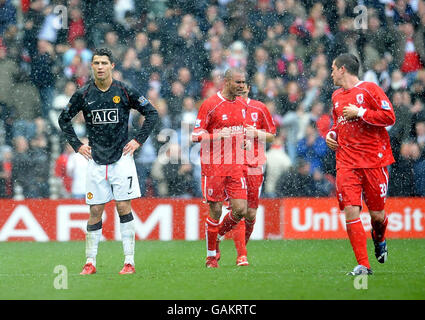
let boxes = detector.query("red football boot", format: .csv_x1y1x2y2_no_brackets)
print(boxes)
119,263,136,274
236,255,249,266
80,263,96,275
206,256,219,268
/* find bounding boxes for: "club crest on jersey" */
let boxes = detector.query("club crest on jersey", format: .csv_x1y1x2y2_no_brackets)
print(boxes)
251,112,258,122
112,96,121,104
138,96,149,106
91,108,119,124
195,119,201,128
222,114,228,120
381,100,390,110
242,109,246,118
87,192,93,200
208,189,213,196
356,94,364,104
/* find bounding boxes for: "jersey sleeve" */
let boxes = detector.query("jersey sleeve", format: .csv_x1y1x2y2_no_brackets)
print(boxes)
259,103,276,135
126,85,160,145
191,100,210,142
359,83,396,127
58,90,84,152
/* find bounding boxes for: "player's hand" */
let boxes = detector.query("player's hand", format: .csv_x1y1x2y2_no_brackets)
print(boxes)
219,127,232,139
123,139,141,156
78,144,92,160
245,125,258,138
343,104,359,120
325,131,338,151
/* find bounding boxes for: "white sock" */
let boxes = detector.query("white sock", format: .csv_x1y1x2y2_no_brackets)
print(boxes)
85,228,102,267
120,219,135,266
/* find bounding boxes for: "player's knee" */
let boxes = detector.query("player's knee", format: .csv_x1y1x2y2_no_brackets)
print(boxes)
116,200,131,216
232,202,247,219
90,204,104,221
246,208,257,221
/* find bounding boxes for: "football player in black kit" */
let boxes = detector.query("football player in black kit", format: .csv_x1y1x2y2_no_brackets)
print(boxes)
58,48,159,275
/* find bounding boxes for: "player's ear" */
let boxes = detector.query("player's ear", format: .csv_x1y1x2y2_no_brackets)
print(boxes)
111,62,115,69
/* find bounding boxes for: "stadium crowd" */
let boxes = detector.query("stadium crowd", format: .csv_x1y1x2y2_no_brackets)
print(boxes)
0,0,424,199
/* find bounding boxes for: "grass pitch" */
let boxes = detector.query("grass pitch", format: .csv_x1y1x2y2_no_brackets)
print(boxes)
0,239,424,300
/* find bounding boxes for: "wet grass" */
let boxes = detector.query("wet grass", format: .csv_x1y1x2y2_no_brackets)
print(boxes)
0,239,424,300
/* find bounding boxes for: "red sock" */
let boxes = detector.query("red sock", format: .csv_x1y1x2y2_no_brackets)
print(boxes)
205,217,219,256
218,211,240,237
232,219,247,257
371,214,388,243
346,218,370,269
245,218,256,245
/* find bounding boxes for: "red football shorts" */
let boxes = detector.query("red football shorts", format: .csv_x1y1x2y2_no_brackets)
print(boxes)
202,175,247,203
336,167,389,211
246,174,264,209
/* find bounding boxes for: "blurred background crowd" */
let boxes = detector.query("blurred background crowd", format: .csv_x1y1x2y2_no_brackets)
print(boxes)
0,0,424,200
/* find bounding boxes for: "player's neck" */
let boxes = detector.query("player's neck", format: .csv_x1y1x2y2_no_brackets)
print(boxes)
95,77,113,92
341,76,360,90
220,88,237,101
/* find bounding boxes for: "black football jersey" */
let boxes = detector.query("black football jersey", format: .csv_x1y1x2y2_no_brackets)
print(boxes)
58,79,159,165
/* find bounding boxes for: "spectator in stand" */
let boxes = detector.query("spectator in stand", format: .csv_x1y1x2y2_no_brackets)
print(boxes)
11,136,32,198
50,81,77,132
276,158,315,197
30,39,56,119
411,142,425,196
67,7,85,45
0,0,17,36
54,143,73,198
296,120,328,174
63,37,92,67
263,129,292,198
399,22,424,85
389,141,415,196
177,66,201,99
388,90,412,162
66,137,88,199
102,30,126,62
414,120,425,151
0,145,12,198
119,47,143,92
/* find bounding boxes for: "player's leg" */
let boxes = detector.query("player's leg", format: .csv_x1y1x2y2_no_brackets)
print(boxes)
109,155,140,274
206,201,222,268
344,205,371,273
363,167,389,263
81,160,113,275
81,203,105,275
336,168,371,275
244,174,263,246
202,175,227,267
218,176,247,237
116,200,136,274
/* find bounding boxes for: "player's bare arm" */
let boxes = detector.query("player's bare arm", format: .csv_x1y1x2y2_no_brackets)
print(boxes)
343,103,360,120
246,125,275,143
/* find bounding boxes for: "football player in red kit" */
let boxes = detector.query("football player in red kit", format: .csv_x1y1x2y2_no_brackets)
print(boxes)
216,84,276,266
191,68,250,268
326,53,395,275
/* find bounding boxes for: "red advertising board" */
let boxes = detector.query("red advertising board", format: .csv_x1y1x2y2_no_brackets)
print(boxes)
0,198,424,241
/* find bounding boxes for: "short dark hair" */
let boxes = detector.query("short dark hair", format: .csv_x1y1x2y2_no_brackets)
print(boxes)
92,48,114,63
334,53,360,76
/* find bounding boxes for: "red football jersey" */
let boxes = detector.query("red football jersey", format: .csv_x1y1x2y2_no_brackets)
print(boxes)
240,97,277,175
329,81,396,169
192,91,248,177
